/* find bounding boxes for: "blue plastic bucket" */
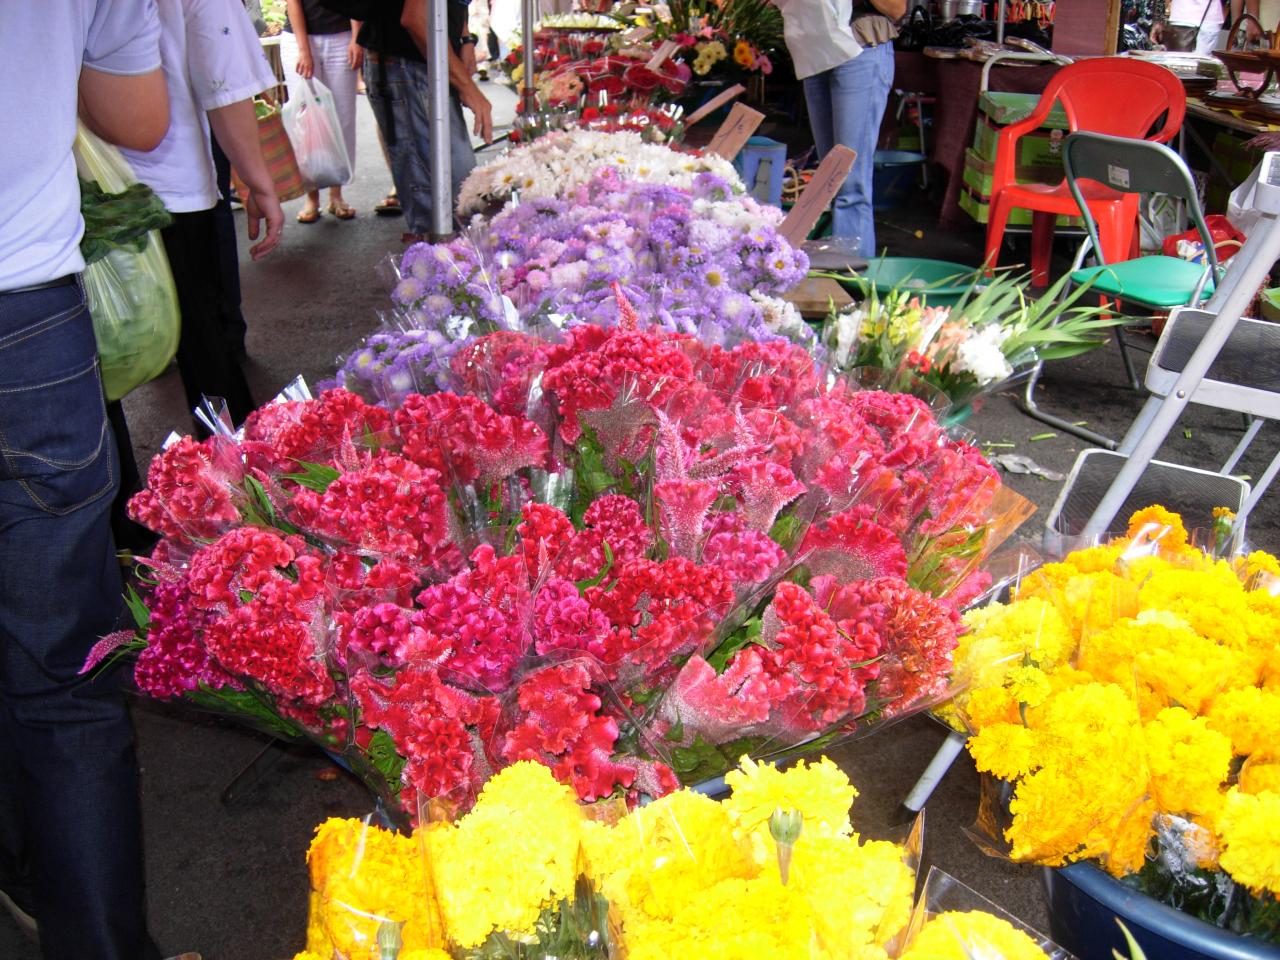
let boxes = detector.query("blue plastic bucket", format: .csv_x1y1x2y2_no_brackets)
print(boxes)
1043,863,1280,960
872,150,926,211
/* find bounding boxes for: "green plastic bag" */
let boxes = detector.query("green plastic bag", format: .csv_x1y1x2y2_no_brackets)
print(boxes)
74,123,180,402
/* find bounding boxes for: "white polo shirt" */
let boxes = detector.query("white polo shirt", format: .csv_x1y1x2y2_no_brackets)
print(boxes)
775,0,864,80
122,0,276,214
0,1,161,290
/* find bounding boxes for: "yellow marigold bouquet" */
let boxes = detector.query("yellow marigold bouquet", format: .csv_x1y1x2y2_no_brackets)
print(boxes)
292,757,958,959
953,506,1280,942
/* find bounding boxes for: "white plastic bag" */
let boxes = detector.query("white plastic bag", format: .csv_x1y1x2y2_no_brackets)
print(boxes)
282,75,352,190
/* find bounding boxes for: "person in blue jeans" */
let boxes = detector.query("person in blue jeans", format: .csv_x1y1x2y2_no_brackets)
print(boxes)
359,0,493,241
776,0,905,259
0,6,196,958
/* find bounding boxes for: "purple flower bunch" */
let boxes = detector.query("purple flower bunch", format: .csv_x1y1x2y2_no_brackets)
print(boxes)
424,169,808,341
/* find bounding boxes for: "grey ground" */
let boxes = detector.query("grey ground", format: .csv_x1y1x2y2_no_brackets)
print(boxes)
3,81,1276,959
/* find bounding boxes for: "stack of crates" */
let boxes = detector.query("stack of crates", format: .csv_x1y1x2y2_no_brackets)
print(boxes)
959,91,1083,229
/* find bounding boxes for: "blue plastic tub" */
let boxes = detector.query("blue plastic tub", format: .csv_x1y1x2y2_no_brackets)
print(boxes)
872,150,926,211
1043,863,1280,960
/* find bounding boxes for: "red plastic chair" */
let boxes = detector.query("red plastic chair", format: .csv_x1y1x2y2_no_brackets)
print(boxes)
983,58,1186,285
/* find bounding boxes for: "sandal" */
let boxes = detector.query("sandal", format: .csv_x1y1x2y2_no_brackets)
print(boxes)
328,199,357,220
374,193,403,217
296,206,321,224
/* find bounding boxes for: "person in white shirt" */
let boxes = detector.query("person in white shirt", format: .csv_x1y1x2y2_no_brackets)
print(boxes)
775,0,905,258
0,5,193,958
1152,0,1227,53
121,0,285,430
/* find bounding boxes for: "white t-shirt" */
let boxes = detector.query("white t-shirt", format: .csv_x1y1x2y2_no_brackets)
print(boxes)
1169,0,1224,30
122,0,276,213
0,1,161,290
775,0,863,80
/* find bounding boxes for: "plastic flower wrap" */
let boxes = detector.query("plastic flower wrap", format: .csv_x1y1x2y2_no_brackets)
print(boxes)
819,269,1118,412
956,506,1280,943
896,867,1071,959
455,129,742,215
101,305,1030,822
293,758,1084,960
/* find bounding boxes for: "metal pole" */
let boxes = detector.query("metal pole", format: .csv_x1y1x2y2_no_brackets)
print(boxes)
520,0,537,114
996,0,1006,43
426,0,453,240
1079,216,1280,540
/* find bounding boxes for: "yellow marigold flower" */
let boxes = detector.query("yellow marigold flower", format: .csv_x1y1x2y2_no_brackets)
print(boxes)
428,762,583,949
1142,708,1231,818
733,39,755,68
1239,549,1280,583
1240,756,1280,796
1006,665,1053,708
303,817,441,958
400,952,452,960
898,910,1051,959
1063,543,1128,575
724,756,855,859
1101,796,1159,877
1138,567,1252,650
1207,686,1280,757
292,953,326,960
962,683,1020,731
1215,788,1280,896
585,788,753,931
1126,505,1190,552
790,836,914,954
969,723,1041,781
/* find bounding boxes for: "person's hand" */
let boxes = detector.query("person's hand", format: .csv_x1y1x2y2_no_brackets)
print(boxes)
460,83,493,142
1150,20,1165,43
1241,16,1263,43
348,38,364,70
243,183,284,259
296,47,315,79
462,42,478,76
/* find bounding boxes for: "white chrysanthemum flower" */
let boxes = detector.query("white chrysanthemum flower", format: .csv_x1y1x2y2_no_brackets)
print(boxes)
953,323,1014,385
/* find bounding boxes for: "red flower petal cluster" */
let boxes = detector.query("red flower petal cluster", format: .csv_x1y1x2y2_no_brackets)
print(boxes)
240,389,391,472
127,436,243,542
393,392,548,486
414,545,530,690
289,451,452,569
133,576,239,700
353,666,500,809
498,661,638,801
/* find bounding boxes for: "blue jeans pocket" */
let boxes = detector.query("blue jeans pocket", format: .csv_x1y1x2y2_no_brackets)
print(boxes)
0,293,114,517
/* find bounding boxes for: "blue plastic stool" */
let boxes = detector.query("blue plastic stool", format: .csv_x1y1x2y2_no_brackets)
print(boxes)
733,136,787,208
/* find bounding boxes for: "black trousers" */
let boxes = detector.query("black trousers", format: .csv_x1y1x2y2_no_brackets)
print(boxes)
161,209,256,429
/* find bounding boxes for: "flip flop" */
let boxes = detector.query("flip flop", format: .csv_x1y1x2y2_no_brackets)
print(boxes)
328,200,357,220
296,207,321,224
374,193,403,217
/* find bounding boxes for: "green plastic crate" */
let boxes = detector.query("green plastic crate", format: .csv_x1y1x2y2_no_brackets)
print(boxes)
962,147,1062,197
959,182,1081,228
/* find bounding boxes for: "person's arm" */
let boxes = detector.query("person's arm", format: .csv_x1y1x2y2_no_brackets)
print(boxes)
78,67,170,151
207,100,283,259
348,19,364,69
868,0,908,19
286,0,315,77
401,0,493,142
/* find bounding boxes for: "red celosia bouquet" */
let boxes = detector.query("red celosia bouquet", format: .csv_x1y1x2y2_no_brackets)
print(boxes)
102,308,1031,822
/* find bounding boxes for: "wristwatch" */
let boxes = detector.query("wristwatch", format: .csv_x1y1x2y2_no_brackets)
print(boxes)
460,32,479,46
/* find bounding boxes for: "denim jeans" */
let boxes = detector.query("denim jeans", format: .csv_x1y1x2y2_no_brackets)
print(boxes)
0,280,159,960
364,55,476,236
803,41,895,258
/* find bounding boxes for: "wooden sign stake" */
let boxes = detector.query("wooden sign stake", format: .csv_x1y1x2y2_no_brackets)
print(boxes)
779,145,857,246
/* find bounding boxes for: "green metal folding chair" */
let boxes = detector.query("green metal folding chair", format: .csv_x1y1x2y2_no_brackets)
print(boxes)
1019,131,1224,448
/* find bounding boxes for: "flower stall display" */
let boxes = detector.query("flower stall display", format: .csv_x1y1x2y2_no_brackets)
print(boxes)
332,170,814,406
99,305,1031,824
454,129,741,216
622,0,786,90
820,271,1121,412
291,758,1069,960
951,506,1280,945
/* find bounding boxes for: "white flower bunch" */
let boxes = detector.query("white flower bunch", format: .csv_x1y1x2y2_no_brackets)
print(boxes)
456,130,743,215
953,322,1014,385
